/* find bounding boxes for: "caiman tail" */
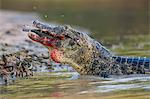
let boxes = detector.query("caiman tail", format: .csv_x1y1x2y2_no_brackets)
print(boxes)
113,56,150,74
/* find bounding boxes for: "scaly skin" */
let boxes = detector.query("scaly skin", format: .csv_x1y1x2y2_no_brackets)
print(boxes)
23,21,150,77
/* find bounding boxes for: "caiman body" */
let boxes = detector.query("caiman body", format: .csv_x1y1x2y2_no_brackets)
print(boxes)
24,21,150,77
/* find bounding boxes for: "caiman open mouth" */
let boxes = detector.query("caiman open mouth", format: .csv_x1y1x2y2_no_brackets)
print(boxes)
28,30,58,47
23,20,70,63
26,21,66,48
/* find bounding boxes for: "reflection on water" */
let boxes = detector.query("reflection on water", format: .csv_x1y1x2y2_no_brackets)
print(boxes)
1,72,150,99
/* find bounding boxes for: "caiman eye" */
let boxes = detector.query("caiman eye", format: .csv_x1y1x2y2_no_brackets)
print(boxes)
69,39,75,46
73,38,81,46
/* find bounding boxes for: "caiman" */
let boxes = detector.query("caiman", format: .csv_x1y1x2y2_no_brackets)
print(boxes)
23,21,150,77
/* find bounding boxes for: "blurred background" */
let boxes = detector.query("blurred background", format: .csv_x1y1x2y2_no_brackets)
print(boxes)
0,0,149,56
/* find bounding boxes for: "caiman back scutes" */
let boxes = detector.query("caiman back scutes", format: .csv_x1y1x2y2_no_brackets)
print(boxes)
113,56,150,74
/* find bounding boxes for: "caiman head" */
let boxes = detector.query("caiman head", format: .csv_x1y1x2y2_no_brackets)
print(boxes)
24,21,96,74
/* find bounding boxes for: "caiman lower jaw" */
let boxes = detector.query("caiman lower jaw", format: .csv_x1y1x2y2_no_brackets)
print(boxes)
28,32,56,47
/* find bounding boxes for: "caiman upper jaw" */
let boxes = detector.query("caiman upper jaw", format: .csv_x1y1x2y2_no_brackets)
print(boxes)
32,20,66,40
27,21,66,47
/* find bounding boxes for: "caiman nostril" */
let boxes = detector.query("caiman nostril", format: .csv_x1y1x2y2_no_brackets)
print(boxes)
33,20,53,30
33,20,44,29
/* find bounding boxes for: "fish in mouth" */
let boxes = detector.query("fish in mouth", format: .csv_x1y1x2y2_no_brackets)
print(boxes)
23,20,150,77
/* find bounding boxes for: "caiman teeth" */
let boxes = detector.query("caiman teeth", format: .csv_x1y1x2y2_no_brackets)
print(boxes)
44,37,48,41
30,32,38,37
28,32,40,41
41,29,48,32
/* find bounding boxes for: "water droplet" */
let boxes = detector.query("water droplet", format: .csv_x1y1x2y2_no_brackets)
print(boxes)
44,14,48,18
33,6,37,10
61,14,65,17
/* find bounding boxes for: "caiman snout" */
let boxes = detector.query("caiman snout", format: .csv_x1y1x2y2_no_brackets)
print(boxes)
24,21,65,48
23,21,68,63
